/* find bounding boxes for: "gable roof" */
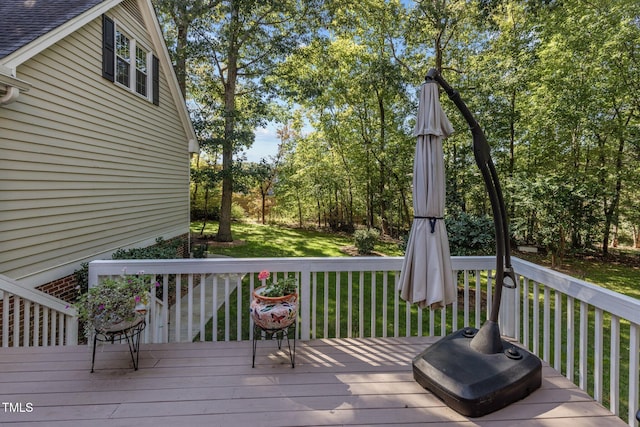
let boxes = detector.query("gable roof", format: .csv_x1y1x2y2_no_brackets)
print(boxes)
0,0,105,59
0,0,198,151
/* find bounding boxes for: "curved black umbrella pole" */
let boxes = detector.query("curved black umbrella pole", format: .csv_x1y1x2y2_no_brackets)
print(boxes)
425,68,516,353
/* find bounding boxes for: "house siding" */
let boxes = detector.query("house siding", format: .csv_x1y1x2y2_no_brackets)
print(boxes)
0,7,191,287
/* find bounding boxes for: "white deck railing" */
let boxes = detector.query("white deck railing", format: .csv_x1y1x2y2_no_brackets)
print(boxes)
87,256,639,426
511,257,640,426
0,274,78,347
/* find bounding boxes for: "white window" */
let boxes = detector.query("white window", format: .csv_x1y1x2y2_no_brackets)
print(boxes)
135,45,148,97
115,27,150,99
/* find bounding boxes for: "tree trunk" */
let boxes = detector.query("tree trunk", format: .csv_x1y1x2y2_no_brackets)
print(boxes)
217,105,235,241
601,136,625,255
199,187,209,236
176,22,188,97
216,7,239,243
297,193,303,228
377,88,389,235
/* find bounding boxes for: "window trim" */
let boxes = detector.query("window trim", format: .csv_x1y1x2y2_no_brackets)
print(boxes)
102,14,159,105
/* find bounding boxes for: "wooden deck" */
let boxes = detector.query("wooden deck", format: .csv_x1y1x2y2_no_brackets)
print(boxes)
0,336,626,426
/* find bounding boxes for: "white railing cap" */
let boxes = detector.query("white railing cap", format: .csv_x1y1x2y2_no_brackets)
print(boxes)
0,274,76,316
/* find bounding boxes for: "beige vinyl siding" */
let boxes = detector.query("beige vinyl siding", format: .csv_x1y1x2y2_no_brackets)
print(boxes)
0,7,191,285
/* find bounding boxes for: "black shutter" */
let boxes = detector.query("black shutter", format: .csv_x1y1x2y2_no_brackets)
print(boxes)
152,55,160,106
102,15,115,82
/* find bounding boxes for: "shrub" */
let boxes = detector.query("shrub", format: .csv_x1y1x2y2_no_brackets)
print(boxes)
230,203,246,220
354,228,380,255
446,212,495,256
74,262,90,296
73,237,183,299
111,237,181,260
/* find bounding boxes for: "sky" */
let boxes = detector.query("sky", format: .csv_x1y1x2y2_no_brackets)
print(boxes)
242,123,282,163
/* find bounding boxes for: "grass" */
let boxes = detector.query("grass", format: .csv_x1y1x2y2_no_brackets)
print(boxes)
517,251,640,299
192,221,356,257
191,221,405,258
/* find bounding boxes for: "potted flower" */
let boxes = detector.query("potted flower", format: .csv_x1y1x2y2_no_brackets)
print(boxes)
250,270,298,330
75,272,152,337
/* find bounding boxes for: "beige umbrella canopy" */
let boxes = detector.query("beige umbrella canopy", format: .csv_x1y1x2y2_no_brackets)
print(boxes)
399,82,456,309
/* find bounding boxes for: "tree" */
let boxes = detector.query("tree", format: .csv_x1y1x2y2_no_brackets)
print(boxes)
154,0,211,96
522,0,639,255
186,0,323,241
275,1,415,235
249,157,278,225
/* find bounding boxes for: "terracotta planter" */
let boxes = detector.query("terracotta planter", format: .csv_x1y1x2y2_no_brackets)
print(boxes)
250,286,298,330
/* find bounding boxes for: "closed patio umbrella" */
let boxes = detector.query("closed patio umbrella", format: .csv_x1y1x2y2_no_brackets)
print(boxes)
399,81,455,309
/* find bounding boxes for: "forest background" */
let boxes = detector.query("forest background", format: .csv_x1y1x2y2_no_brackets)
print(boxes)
152,0,640,265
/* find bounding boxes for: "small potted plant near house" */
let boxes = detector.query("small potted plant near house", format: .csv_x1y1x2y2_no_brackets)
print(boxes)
75,272,152,337
250,270,298,330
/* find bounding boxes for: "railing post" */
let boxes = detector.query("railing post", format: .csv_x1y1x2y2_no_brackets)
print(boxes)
500,286,516,338
88,264,99,289
629,324,639,426
66,315,78,346
300,264,311,341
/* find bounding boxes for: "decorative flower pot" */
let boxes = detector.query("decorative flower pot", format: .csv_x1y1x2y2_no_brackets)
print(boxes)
250,286,298,330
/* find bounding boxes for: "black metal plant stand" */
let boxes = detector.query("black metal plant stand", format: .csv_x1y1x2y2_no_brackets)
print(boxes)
252,323,296,368
91,316,146,373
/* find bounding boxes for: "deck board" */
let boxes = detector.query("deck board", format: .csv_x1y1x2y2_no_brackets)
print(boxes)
0,336,627,426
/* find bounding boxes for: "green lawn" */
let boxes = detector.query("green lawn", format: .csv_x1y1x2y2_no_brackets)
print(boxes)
191,221,404,258
517,251,640,300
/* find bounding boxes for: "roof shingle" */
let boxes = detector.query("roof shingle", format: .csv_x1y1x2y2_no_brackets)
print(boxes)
0,0,105,59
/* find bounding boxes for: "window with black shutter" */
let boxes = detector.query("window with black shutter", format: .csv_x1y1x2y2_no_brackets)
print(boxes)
102,14,158,105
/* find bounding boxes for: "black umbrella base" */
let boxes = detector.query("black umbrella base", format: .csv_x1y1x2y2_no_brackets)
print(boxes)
412,327,542,417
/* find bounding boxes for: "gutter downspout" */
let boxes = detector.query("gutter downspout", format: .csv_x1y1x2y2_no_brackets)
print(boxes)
0,66,31,106
0,85,20,105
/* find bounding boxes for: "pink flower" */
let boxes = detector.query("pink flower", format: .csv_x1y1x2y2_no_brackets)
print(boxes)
258,270,270,281
135,295,141,302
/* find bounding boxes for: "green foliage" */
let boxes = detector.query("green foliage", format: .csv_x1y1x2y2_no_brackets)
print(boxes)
353,228,380,255
74,262,89,296
257,271,297,297
74,274,155,336
509,174,600,263
230,203,246,220
192,244,207,259
73,237,182,299
164,0,640,257
111,237,181,260
446,213,495,256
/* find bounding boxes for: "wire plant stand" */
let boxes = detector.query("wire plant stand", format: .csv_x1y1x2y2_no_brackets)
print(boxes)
91,315,146,373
